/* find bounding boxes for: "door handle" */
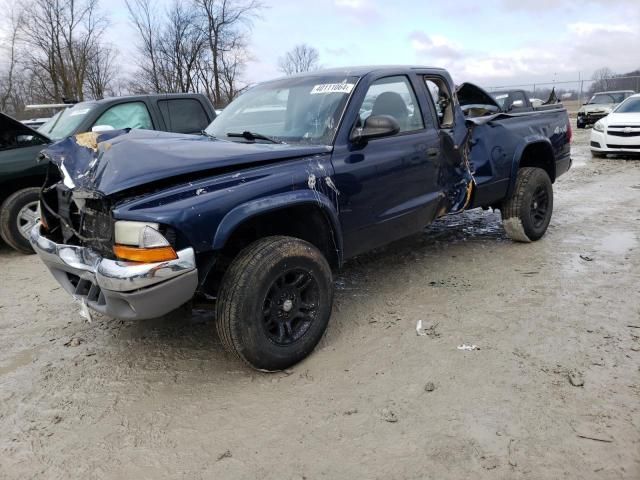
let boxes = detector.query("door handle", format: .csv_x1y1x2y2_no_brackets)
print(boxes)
427,148,440,159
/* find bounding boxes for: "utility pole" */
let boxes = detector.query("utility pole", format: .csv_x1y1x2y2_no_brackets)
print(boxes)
578,72,583,104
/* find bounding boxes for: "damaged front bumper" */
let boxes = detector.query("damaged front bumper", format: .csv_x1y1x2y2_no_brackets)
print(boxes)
30,225,198,320
577,112,609,126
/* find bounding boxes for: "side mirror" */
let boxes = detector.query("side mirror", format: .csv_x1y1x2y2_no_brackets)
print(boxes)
351,115,400,143
91,125,115,133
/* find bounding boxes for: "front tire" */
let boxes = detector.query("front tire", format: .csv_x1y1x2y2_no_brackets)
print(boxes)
0,187,40,254
216,236,334,371
501,167,553,243
591,150,606,158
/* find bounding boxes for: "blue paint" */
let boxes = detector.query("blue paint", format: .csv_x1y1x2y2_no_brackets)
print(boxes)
41,66,572,268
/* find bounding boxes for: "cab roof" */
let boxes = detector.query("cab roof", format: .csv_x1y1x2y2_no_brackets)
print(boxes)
594,90,635,94
280,65,449,79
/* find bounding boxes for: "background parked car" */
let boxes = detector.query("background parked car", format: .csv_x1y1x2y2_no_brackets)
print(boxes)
577,90,635,128
1,93,216,254
488,89,560,113
590,93,640,157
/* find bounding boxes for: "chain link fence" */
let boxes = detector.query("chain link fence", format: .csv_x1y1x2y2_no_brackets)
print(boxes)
486,75,640,109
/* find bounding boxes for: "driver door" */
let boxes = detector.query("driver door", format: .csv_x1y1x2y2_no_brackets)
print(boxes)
330,74,445,258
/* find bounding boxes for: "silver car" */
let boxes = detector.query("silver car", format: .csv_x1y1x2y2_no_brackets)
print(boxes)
577,90,635,128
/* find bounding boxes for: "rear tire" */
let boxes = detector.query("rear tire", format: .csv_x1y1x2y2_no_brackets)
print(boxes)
0,187,40,254
501,167,553,243
216,236,334,371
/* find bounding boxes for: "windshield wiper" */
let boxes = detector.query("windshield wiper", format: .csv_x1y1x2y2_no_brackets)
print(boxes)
226,131,283,144
201,130,216,140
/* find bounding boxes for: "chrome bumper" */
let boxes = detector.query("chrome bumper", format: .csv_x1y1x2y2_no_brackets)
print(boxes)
29,225,198,320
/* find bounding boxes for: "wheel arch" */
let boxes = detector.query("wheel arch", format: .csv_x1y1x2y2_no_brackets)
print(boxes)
508,138,556,198
0,175,46,205
212,191,343,269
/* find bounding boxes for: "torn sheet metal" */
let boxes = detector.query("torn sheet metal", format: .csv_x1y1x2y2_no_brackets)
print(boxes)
40,129,332,197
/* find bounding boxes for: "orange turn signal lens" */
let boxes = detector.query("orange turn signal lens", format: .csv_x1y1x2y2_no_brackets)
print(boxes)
113,245,178,263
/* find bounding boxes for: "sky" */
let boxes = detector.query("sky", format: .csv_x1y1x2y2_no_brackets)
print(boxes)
4,0,640,90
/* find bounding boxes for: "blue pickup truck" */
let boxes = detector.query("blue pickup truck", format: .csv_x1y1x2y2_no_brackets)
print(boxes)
31,66,572,370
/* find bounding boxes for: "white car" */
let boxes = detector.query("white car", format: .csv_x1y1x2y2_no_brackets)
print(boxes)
590,93,640,157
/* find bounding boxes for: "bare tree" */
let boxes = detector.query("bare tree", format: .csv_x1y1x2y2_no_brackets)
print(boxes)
125,0,162,92
160,1,207,93
0,6,23,112
127,0,211,94
218,36,252,103
19,0,110,102
193,0,262,106
85,44,117,99
590,67,615,93
278,44,320,76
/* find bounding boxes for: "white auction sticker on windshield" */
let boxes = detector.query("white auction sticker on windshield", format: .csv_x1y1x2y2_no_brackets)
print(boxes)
310,83,355,95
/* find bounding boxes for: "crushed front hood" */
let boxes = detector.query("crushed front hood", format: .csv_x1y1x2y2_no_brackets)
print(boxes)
41,129,332,197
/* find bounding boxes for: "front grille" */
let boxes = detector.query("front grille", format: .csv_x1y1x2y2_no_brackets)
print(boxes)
607,131,640,137
607,144,640,149
40,164,114,256
58,188,84,242
79,208,115,256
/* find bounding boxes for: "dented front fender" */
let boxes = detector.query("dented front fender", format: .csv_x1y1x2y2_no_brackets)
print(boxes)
212,190,342,254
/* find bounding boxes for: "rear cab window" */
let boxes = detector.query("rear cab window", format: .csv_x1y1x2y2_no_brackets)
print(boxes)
509,91,527,109
158,98,211,134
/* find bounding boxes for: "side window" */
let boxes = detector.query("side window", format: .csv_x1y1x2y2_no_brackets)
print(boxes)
510,91,527,109
0,131,47,151
424,77,454,127
93,102,153,131
158,99,210,134
359,76,424,133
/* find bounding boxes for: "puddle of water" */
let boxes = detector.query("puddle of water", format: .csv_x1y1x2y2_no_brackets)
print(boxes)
600,232,637,254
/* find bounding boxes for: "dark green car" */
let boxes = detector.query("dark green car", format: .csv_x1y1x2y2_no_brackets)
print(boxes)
1,93,216,253
0,113,50,253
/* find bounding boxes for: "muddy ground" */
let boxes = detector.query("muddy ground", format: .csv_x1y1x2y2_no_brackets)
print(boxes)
1,126,639,479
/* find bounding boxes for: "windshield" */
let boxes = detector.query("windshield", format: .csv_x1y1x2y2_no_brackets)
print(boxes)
614,97,640,113
588,93,626,105
38,103,95,140
38,111,61,133
490,92,509,109
205,75,359,145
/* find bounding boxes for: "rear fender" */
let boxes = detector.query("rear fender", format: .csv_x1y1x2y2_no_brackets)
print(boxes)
507,137,555,198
